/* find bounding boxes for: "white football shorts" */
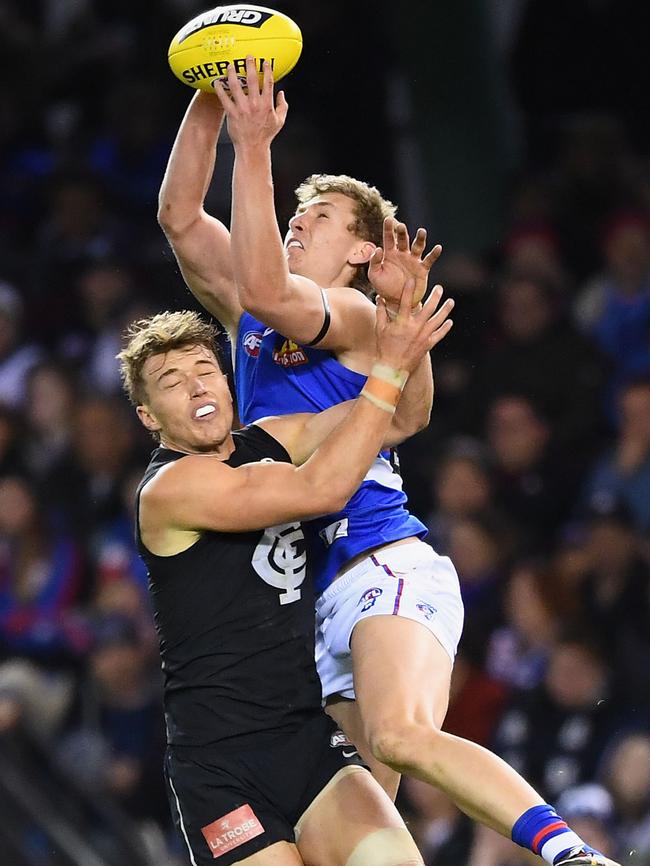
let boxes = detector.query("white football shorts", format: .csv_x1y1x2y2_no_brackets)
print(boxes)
315,540,465,700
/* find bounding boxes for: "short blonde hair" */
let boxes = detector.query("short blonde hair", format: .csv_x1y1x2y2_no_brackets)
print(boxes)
295,174,397,293
117,310,220,406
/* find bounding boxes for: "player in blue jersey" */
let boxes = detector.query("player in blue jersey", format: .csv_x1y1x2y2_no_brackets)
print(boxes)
157,58,619,866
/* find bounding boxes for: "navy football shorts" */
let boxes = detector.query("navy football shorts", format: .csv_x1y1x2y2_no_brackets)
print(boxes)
165,713,364,866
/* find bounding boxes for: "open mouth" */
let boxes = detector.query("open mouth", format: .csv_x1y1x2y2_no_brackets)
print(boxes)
194,404,216,420
286,239,304,250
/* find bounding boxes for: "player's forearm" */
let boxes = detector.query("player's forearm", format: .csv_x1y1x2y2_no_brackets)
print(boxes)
158,92,225,235
297,381,401,511
388,353,433,444
230,144,290,306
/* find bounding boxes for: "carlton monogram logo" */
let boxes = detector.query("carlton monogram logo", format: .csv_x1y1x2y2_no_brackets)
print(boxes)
252,523,307,605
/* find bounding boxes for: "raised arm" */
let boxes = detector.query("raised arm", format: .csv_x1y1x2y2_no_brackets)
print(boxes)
212,58,375,351
258,285,452,456
367,221,447,441
141,280,452,536
158,91,242,335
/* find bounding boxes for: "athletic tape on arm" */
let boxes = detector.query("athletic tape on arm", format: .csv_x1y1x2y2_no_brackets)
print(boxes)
305,288,332,346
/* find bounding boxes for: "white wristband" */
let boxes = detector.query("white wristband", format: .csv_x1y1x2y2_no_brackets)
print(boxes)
370,362,409,391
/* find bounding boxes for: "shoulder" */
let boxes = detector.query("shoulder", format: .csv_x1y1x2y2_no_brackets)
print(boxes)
234,424,292,464
319,286,375,353
141,453,230,508
325,286,375,314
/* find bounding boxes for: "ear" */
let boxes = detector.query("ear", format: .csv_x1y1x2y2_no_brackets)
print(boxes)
348,241,376,266
136,404,162,435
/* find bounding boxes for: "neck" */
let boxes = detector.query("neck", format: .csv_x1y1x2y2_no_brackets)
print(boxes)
159,433,235,459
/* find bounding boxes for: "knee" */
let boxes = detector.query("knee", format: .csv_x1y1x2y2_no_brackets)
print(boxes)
367,720,442,773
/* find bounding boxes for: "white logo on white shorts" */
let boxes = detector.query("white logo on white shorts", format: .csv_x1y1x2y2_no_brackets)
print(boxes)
252,523,306,605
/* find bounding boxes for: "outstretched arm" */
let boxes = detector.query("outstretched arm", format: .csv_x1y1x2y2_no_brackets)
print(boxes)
368,220,448,440
214,57,374,351
257,284,453,458
158,91,242,335
141,280,453,535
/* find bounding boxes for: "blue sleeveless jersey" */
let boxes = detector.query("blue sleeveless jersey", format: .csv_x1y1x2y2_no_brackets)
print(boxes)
234,312,428,595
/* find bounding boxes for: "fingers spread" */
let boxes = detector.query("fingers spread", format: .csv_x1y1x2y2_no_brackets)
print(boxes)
382,216,396,251
245,55,260,97
423,243,443,269
418,284,444,319
212,79,232,111
395,222,410,252
226,63,247,108
276,90,289,120
411,227,427,257
398,274,416,315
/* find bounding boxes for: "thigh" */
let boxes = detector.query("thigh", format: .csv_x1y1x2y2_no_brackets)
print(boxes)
351,614,453,731
295,766,422,866
326,698,401,801
238,842,305,866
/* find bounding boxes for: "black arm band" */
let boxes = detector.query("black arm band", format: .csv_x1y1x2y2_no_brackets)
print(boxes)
305,288,331,347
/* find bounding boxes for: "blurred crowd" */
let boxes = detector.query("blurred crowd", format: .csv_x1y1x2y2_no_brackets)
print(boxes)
0,2,648,865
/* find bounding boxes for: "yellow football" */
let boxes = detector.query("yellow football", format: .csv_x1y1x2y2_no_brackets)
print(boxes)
168,5,302,93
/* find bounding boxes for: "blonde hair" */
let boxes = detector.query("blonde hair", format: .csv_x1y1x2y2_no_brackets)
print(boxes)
295,174,397,293
117,310,220,406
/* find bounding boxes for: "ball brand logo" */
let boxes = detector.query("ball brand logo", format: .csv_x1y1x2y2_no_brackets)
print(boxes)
272,338,308,367
243,330,263,357
182,56,275,85
178,9,274,43
359,587,383,611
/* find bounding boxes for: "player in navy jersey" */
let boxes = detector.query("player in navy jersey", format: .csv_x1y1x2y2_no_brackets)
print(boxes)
158,58,619,866
118,298,449,866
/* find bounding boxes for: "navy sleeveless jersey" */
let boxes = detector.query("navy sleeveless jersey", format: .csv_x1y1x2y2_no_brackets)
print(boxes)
135,426,322,748
234,311,427,595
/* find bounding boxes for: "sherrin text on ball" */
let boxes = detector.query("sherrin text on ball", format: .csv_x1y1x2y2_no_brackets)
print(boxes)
168,4,303,93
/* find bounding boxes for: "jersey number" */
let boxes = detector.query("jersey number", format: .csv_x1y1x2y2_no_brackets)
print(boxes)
251,522,307,605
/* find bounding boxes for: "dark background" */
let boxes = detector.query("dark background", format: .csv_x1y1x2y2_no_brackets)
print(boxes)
0,2,649,864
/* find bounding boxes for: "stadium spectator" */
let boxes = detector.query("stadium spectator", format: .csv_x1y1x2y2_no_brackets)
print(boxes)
492,636,624,801
485,561,565,691
600,732,650,865
23,360,78,481
0,475,87,664
582,377,650,532
464,269,609,459
0,281,42,407
574,211,650,415
426,437,494,551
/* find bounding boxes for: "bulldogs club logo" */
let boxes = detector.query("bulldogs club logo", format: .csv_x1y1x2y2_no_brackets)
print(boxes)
273,338,308,367
416,602,437,620
243,330,263,358
359,587,383,612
